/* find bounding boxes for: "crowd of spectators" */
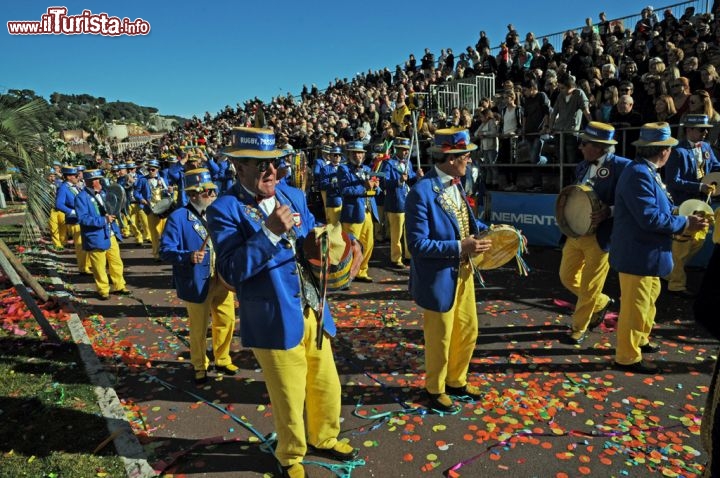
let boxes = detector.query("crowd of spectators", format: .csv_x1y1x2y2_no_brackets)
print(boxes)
110,2,720,192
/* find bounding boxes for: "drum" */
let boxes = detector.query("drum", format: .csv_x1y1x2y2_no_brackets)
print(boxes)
702,172,720,198
471,224,528,272
151,197,175,218
555,184,603,238
303,225,362,291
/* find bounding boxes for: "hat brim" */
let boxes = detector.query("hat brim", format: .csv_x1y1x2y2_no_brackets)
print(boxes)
682,123,714,129
429,143,478,153
346,148,366,152
579,133,618,145
394,145,411,149
185,182,218,192
222,147,285,159
631,138,679,147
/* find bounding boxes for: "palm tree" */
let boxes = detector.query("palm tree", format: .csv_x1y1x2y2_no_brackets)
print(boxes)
0,95,55,243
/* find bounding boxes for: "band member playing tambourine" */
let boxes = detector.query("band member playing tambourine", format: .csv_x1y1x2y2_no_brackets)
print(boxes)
558,122,631,345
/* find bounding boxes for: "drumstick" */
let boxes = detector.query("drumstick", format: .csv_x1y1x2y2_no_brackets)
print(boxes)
198,233,211,252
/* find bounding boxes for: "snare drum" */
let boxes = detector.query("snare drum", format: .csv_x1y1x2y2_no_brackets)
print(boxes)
555,184,603,238
304,226,362,291
472,224,527,271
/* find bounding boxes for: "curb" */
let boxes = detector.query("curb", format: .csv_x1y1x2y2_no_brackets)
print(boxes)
41,253,156,478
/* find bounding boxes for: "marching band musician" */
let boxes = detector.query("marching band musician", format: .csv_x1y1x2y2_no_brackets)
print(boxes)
135,159,171,261
313,144,332,209
159,168,237,384
559,122,631,345
206,151,234,194
162,156,187,205
74,169,130,301
318,145,343,225
207,127,358,478
664,114,720,297
55,165,91,275
405,128,492,413
47,168,66,251
338,141,380,283
610,123,708,374
381,137,424,269
113,163,132,238
125,161,151,245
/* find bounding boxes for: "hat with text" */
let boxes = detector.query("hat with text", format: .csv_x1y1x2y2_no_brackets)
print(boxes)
184,168,217,192
83,169,104,181
61,166,79,176
222,127,284,159
632,122,678,147
580,122,618,144
682,114,713,129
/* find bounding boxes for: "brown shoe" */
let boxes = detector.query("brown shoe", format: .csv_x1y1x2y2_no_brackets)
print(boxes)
426,391,460,413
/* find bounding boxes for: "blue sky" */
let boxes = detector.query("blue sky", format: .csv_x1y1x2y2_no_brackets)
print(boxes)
2,0,659,118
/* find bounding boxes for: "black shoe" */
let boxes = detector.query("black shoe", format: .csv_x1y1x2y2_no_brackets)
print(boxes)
97,293,110,301
640,343,660,354
589,298,616,330
445,384,482,401
78,271,93,277
563,330,587,345
280,463,307,478
614,360,660,375
389,262,407,270
194,370,208,384
667,289,695,299
112,289,132,296
354,276,373,283
309,442,358,461
215,363,239,376
426,391,460,413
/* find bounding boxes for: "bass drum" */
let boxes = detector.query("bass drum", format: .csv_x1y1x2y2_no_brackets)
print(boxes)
151,197,176,218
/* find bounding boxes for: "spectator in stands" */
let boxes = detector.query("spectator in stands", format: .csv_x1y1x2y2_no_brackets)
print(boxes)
421,48,435,76
547,73,592,165
524,32,540,52
609,94,643,157
700,65,720,108
670,76,692,117
474,108,500,189
499,90,523,191
522,80,551,191
652,95,680,136
596,86,619,122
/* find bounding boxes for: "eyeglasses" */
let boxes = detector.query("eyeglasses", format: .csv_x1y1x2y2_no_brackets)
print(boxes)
257,158,281,172
200,189,218,197
148,168,158,172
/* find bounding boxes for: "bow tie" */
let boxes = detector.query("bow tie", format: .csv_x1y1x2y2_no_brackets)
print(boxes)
695,142,703,149
446,177,461,188
256,193,275,203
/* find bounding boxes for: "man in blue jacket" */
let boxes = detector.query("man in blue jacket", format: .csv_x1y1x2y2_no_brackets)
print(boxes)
559,122,631,345
207,127,357,478
338,141,380,282
318,145,343,225
664,114,720,297
55,165,91,275
381,137,424,269
160,168,236,384
75,169,129,300
406,128,492,413
610,122,708,374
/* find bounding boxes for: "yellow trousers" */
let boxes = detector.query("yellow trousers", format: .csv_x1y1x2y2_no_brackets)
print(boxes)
129,204,150,243
615,273,659,365
386,211,410,263
147,214,167,260
342,214,374,279
666,235,705,292
252,308,342,467
559,235,612,333
120,211,132,238
67,224,90,273
88,235,126,296
184,276,236,371
423,264,478,394
324,206,342,226
48,209,66,248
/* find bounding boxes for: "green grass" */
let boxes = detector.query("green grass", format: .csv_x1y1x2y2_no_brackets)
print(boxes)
0,330,127,478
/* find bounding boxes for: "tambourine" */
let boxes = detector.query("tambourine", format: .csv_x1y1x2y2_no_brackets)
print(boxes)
471,224,529,274
555,184,603,238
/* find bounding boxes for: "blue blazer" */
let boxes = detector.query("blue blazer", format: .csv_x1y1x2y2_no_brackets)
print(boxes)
75,188,123,251
610,160,688,277
338,164,380,224
206,182,334,350
207,157,234,193
381,158,419,213
159,206,214,303
666,140,720,205
406,169,488,312
163,163,188,206
318,163,343,208
55,182,80,224
574,153,632,251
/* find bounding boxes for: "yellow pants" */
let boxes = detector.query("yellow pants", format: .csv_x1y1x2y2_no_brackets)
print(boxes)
67,223,90,273
423,264,478,394
559,235,612,333
387,211,410,264
342,214,374,279
129,204,150,243
147,214,167,260
324,206,342,226
48,209,66,248
615,273,659,365
88,235,126,296
184,276,236,371
120,211,132,238
252,307,342,467
666,235,705,292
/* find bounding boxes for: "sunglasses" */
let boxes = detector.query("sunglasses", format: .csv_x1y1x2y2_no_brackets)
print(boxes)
257,158,282,172
200,189,218,197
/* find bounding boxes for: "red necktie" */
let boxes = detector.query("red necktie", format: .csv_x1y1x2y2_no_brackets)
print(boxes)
452,177,461,185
